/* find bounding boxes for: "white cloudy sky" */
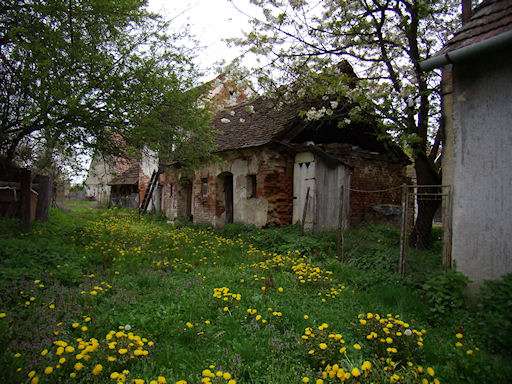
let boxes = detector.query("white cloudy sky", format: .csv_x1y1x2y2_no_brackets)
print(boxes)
147,0,258,78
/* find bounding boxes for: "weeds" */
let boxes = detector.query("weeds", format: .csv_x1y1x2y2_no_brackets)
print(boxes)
0,207,510,383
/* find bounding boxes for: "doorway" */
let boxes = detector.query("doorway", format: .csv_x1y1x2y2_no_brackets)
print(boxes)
217,172,234,224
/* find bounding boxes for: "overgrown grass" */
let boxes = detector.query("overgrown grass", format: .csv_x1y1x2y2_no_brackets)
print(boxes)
0,207,510,384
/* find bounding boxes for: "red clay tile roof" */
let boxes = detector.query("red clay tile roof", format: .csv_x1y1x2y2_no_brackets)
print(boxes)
108,164,139,186
211,95,410,163
438,0,512,55
212,97,307,152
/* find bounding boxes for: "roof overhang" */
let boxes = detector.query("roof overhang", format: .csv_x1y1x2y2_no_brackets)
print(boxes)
420,29,512,71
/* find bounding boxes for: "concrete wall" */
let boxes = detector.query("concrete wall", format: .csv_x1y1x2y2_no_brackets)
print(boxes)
446,51,512,285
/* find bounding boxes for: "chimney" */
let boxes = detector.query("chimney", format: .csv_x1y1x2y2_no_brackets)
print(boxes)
462,0,472,25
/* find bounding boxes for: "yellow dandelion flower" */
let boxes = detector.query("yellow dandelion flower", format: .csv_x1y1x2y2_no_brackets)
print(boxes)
427,367,435,376
92,364,102,375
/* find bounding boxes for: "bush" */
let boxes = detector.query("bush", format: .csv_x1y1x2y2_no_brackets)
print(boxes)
422,269,470,322
475,273,512,355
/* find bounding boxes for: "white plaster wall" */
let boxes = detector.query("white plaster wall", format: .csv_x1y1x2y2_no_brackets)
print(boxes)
141,146,160,211
451,52,512,285
195,150,269,228
232,158,268,227
84,155,112,203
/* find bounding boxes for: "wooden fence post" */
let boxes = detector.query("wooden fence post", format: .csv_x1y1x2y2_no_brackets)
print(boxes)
20,169,32,233
442,187,453,271
300,187,310,236
336,185,345,260
399,184,408,277
36,176,52,221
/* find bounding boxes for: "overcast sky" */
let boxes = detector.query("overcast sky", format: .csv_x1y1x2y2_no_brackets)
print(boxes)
147,0,257,79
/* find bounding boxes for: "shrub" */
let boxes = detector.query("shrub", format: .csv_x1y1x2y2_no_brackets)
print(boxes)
422,269,470,322
475,273,512,355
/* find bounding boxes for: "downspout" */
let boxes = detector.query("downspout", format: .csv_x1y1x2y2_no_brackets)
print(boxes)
420,29,512,71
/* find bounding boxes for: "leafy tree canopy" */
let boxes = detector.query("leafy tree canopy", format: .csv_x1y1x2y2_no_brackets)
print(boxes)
0,0,213,173
228,0,465,248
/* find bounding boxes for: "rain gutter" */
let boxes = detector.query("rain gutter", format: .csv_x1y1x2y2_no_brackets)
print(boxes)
420,29,512,71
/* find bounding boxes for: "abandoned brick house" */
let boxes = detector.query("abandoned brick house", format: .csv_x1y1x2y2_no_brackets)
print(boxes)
158,95,410,230
84,73,250,207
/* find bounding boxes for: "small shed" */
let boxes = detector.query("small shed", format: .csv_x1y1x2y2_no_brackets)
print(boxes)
161,92,409,230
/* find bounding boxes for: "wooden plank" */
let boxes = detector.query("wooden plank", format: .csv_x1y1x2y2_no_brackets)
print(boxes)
399,185,408,277
336,185,344,260
300,187,310,236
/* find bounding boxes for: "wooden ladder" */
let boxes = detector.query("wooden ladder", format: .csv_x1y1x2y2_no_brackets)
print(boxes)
139,170,159,214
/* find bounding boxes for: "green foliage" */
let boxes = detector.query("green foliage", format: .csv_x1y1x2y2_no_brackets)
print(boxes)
1,207,510,384
423,269,470,321
475,273,512,355
0,0,213,170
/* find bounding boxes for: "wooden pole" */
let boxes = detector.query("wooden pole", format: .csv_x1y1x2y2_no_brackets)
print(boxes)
399,184,408,277
20,169,32,233
301,187,310,236
442,187,453,271
336,185,345,260
36,176,52,221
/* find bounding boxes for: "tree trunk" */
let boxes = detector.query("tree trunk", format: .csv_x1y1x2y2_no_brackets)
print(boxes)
410,197,441,249
410,152,442,249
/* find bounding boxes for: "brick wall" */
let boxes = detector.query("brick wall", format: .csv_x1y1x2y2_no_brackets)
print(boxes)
344,156,407,227
259,151,294,227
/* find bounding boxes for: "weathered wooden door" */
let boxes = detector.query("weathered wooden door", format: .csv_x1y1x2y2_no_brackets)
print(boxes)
185,182,193,219
293,152,316,230
224,174,234,224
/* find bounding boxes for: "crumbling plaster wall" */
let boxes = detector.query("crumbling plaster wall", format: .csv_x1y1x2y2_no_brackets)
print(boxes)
182,147,294,228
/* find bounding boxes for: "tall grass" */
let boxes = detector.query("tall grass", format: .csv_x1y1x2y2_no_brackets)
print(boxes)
0,207,510,384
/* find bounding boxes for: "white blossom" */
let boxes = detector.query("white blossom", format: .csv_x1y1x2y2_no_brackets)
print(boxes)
330,101,339,109
229,110,236,116
221,118,231,123
246,105,255,114
239,118,246,123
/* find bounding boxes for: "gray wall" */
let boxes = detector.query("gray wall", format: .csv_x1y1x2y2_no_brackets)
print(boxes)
449,50,512,285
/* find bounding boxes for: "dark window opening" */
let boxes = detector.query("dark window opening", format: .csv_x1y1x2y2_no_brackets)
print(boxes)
169,183,173,198
201,177,208,196
247,174,257,198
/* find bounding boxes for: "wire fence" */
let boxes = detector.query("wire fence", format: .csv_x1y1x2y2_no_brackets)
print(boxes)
313,184,452,276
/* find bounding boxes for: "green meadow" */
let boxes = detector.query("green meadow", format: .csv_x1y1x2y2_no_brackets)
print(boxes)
0,203,510,384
